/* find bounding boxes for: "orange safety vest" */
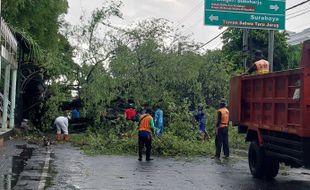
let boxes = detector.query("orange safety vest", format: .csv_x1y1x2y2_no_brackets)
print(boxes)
218,107,229,128
254,59,270,74
138,114,152,132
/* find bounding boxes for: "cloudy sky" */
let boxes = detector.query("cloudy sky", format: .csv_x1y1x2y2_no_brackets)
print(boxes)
65,0,310,50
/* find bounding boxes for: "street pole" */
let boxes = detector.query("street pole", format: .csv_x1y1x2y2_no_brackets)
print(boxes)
2,65,11,130
268,30,274,72
242,29,249,71
10,69,17,128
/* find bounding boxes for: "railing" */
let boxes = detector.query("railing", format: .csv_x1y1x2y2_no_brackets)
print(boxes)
0,17,17,128
1,17,17,66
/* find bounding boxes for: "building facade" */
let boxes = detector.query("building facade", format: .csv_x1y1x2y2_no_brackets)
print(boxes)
0,17,18,131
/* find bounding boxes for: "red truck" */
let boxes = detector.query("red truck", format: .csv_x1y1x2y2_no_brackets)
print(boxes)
229,40,310,179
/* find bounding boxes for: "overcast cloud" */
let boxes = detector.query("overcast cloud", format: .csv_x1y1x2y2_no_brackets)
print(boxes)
65,0,310,50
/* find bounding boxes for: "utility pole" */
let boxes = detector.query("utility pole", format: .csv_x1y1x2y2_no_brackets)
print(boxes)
268,30,274,72
242,29,249,71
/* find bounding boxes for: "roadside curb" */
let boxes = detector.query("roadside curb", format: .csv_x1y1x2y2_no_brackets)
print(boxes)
14,145,53,190
0,129,14,148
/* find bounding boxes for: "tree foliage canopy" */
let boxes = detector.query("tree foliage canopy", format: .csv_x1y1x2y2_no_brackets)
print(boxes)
222,28,291,71
2,0,303,133
2,0,68,51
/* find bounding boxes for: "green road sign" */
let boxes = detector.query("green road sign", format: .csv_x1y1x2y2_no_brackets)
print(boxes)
205,0,286,30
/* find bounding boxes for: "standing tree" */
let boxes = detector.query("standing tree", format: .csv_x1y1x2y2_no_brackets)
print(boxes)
2,0,78,130
222,28,289,71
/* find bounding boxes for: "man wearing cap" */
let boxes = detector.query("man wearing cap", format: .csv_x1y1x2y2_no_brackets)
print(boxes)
214,100,230,159
247,50,270,74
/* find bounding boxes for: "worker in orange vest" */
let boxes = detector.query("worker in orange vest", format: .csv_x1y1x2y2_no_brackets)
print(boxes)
137,108,157,161
247,50,270,74
214,100,230,159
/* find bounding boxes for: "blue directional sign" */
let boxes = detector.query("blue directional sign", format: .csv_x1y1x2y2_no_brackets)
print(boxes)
205,0,286,30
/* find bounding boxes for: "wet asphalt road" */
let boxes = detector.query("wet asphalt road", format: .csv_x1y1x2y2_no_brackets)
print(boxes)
48,144,310,190
0,140,27,190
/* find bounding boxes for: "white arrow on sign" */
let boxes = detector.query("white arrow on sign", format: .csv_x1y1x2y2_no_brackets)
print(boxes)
270,4,279,11
209,14,219,22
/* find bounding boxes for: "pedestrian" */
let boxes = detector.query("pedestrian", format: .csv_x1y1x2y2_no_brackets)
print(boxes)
195,104,209,141
137,108,157,161
134,103,148,122
124,103,137,121
20,119,29,132
139,103,148,115
54,114,69,141
71,107,80,119
247,50,270,74
214,100,230,159
122,103,137,136
154,105,164,136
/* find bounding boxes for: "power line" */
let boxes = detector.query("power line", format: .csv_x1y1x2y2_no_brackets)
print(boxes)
197,30,226,50
176,1,203,26
286,0,310,11
183,15,204,34
211,40,224,50
169,2,204,48
287,6,310,16
287,8,310,20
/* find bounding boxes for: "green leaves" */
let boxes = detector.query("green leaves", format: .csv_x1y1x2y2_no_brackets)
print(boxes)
287,44,302,69
222,28,291,71
73,11,233,121
3,0,69,52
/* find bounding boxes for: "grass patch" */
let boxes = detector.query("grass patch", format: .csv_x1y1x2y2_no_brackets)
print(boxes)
69,126,247,157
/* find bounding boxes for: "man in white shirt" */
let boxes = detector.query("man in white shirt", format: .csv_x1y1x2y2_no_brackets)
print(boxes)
54,116,69,141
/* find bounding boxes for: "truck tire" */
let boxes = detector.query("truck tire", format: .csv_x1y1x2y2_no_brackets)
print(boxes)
264,157,279,179
248,141,265,178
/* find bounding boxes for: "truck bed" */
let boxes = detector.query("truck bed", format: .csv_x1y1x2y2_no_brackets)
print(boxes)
230,68,310,138
229,40,310,168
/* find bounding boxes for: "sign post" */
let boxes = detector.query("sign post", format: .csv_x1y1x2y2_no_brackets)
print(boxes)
205,0,286,30
268,30,275,71
242,29,249,71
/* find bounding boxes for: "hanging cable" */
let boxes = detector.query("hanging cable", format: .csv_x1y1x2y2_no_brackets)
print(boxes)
286,0,310,11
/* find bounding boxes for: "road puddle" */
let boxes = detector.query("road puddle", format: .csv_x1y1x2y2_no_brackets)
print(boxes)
0,145,34,190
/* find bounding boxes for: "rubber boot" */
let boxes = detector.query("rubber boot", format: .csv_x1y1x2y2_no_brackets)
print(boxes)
64,134,70,141
55,134,61,141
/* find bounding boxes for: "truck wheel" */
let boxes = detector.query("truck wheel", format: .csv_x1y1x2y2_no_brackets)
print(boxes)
264,157,279,179
248,141,265,178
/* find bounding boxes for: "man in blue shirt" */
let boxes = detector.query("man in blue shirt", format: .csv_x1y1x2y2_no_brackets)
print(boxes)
154,105,164,136
72,108,80,119
195,104,209,141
